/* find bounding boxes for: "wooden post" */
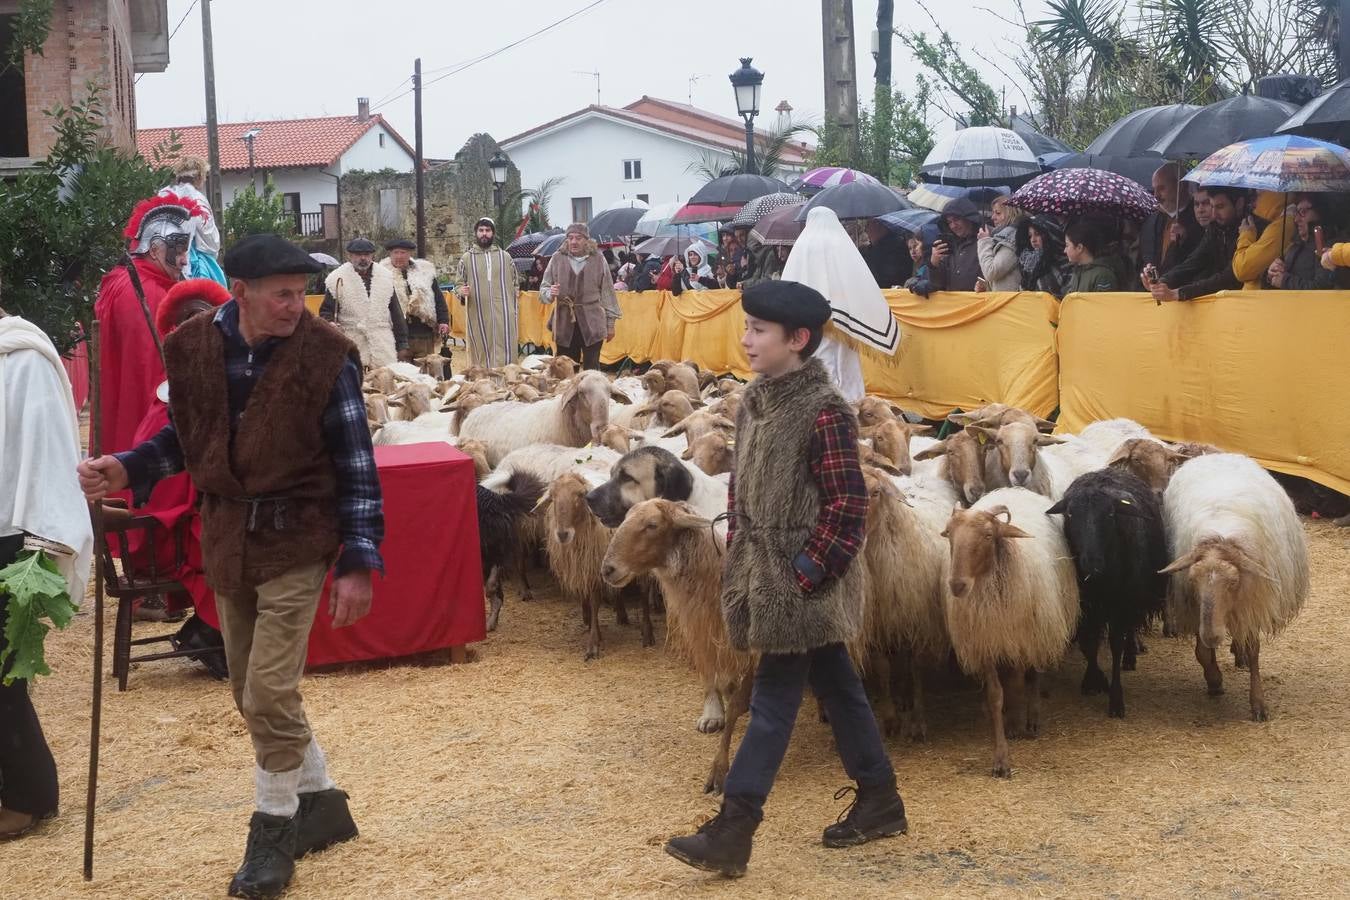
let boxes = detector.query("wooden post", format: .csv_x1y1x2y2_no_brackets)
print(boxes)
83,321,106,881
414,58,426,257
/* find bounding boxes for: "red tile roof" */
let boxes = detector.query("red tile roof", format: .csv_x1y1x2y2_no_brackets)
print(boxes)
135,114,415,171
501,96,812,165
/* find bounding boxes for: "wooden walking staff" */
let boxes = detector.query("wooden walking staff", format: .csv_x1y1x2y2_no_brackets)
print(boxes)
83,319,106,881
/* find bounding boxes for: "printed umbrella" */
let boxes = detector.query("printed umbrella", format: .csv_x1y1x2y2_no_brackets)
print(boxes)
876,207,942,238
788,166,880,196
649,221,720,244
587,199,650,240
633,234,715,259
688,173,791,206
749,204,806,246
671,201,741,224
507,231,548,258
1149,94,1298,159
1085,104,1203,157
633,201,683,236
794,179,911,222
920,126,1041,184
908,182,1012,212
1044,153,1164,189
1009,168,1159,222
1276,78,1350,142
1181,135,1350,194
728,192,805,228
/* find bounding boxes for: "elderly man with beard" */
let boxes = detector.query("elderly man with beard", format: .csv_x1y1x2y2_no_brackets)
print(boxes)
381,238,448,359
320,238,408,367
539,222,620,370
455,217,520,367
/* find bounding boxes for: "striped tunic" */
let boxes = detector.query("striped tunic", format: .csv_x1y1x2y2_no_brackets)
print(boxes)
455,245,519,367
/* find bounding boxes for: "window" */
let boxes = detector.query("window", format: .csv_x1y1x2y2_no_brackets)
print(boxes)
571,197,593,223
623,159,642,181
0,15,30,156
636,194,649,204
379,188,405,230
281,192,301,233
378,132,386,148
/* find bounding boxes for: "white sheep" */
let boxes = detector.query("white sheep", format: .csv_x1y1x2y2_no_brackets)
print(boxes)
457,371,632,466
1076,417,1154,459
1161,453,1309,721
940,486,1080,777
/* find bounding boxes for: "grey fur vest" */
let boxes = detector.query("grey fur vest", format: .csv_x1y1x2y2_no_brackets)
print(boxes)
721,358,866,654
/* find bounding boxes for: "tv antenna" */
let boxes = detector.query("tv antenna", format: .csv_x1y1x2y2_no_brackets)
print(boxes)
688,73,708,106
573,69,600,105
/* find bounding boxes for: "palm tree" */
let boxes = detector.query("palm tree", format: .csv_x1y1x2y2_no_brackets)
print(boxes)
1293,0,1341,86
1032,0,1143,94
491,176,565,248
687,123,807,183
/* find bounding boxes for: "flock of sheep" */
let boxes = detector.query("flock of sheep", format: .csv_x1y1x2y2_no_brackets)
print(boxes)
359,354,1310,786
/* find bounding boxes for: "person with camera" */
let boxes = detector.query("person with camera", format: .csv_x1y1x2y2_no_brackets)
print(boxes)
920,198,983,294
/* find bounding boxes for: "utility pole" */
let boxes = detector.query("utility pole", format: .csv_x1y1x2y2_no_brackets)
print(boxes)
821,0,860,160
413,58,426,258
201,0,222,214
873,0,893,183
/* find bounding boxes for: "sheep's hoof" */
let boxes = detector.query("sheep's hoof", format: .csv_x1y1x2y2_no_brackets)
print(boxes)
1108,698,1125,719
486,614,500,633
1024,720,1040,739
906,720,929,743
1250,704,1268,722
703,770,727,795
991,760,1012,779
641,630,656,649
696,714,725,734
1162,624,1179,638
1207,683,1225,697
1081,668,1109,696
520,591,534,603
1133,638,1149,654
585,647,601,662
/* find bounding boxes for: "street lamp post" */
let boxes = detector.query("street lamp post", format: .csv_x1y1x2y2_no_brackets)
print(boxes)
489,151,509,208
240,128,261,191
728,57,764,175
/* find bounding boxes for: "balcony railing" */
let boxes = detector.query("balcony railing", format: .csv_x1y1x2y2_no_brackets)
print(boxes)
299,211,325,236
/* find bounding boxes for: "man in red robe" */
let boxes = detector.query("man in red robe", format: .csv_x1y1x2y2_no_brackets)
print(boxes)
95,194,199,457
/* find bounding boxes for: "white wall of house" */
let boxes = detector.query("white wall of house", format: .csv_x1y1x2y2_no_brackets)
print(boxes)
221,168,336,214
504,115,804,226
339,123,416,174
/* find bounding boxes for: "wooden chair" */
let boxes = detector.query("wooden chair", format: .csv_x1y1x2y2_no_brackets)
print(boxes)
94,499,202,691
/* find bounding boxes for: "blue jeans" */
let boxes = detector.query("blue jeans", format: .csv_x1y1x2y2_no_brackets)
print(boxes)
722,642,894,815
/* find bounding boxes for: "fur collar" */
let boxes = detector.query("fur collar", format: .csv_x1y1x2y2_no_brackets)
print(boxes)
743,357,830,421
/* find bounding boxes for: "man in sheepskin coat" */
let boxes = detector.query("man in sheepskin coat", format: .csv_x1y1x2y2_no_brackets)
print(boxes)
665,280,907,878
381,237,448,359
320,237,408,368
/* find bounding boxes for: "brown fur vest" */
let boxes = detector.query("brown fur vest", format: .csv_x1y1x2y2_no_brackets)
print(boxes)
164,309,358,595
721,358,865,654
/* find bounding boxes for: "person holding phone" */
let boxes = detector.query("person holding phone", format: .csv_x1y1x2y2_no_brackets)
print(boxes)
1273,194,1349,289
1230,191,1297,290
975,196,1022,292
1145,187,1251,302
921,198,983,293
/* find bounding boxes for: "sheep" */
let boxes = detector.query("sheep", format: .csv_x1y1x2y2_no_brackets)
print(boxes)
509,382,542,403
864,419,933,476
661,409,735,446
647,360,700,398
940,487,1080,777
365,393,391,430
386,382,436,421
457,370,633,466
596,423,647,454
476,471,545,632
913,429,994,506
707,392,742,424
948,403,1056,433
855,395,909,431
635,389,702,430
858,467,950,741
1076,417,1153,458
600,499,752,793
682,431,735,477
457,439,491,481
1046,469,1169,718
1161,453,1309,721
416,354,451,380
968,422,1073,497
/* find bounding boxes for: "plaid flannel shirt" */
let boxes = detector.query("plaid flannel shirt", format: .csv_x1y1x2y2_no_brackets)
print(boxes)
116,302,385,577
725,405,867,592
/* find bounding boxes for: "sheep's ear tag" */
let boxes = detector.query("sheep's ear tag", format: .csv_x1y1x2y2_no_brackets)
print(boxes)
1119,498,1132,505
575,442,594,465
726,440,736,448
977,432,988,446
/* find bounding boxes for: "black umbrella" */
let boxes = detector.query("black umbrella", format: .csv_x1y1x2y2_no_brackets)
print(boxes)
1149,94,1298,159
587,206,647,240
1044,153,1168,189
1084,104,1202,157
1276,78,1350,142
1011,118,1073,158
688,173,791,206
794,179,912,222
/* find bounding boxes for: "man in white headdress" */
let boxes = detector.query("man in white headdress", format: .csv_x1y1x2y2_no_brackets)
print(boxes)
781,207,901,402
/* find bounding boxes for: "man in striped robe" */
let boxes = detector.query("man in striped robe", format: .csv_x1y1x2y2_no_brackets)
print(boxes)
455,217,519,367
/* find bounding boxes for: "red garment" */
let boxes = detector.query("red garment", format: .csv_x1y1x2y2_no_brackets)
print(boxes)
123,398,219,629
93,258,176,455
655,259,675,292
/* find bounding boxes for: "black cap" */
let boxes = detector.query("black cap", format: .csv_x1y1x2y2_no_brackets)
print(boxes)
346,237,376,253
221,234,323,279
384,238,417,251
740,280,831,329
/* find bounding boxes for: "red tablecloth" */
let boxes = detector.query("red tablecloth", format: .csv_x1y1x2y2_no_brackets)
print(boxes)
306,443,484,666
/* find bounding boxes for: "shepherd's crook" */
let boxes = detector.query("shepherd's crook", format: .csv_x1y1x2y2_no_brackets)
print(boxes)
83,319,106,881
121,254,167,371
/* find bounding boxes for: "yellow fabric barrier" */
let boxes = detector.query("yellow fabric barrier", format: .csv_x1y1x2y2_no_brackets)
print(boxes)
1058,291,1350,495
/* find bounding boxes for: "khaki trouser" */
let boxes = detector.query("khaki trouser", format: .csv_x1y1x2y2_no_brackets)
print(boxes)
215,559,329,773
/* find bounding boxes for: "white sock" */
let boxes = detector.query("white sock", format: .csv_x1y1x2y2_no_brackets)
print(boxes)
255,765,302,817
297,738,337,794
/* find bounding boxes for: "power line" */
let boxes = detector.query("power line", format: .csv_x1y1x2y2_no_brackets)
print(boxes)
370,0,611,113
136,0,199,84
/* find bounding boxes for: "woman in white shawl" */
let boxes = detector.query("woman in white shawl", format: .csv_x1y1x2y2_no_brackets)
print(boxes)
782,207,900,402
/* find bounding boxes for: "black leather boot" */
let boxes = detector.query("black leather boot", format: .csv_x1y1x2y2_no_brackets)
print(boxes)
822,778,908,848
228,812,296,899
664,796,760,878
295,789,359,859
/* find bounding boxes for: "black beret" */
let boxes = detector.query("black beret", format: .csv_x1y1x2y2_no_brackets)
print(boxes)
221,233,323,279
384,238,417,251
740,279,831,329
346,237,376,253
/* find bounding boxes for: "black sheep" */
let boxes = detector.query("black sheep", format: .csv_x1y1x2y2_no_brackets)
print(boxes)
477,471,545,632
1047,468,1168,718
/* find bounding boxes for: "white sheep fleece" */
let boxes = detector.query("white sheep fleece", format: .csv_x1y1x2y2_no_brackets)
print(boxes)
944,487,1080,674
480,444,622,493
1075,418,1154,458
861,477,950,661
1163,453,1309,642
459,371,613,466
372,420,458,447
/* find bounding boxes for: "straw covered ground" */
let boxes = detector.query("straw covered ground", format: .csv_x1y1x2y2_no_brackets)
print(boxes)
4,521,1349,899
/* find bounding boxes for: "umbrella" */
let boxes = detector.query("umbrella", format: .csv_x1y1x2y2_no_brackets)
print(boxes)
308,252,339,267
795,179,912,222
919,126,1041,184
534,234,565,257
671,201,741,224
512,257,534,273
587,204,649,239
633,234,715,259
1276,78,1350,142
906,182,1010,213
649,221,720,245
750,204,806,246
876,207,941,238
1182,135,1350,194
1149,94,1298,159
1085,104,1203,157
1044,153,1168,189
728,192,805,227
634,201,683,236
688,173,791,206
1010,168,1159,222
1011,118,1073,158
507,231,548,258
788,166,880,196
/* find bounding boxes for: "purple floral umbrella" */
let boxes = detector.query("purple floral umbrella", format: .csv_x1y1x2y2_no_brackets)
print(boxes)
1009,167,1159,222
789,166,881,196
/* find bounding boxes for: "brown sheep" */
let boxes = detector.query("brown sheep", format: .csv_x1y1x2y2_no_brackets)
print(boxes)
682,431,735,476
364,393,391,430
597,423,647,454
648,360,700,398
388,382,435,421
510,382,543,403
708,392,742,424
914,429,995,506
856,395,909,430
457,439,491,481
364,366,398,396
637,390,702,429
545,355,579,380
661,409,736,446
863,419,934,476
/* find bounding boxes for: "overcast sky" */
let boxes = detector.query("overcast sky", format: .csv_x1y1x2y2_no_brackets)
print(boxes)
135,0,1050,157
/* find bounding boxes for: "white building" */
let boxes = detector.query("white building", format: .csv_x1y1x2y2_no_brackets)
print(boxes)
136,99,415,238
500,96,811,225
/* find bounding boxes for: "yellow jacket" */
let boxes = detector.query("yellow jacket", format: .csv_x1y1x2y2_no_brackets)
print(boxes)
1329,242,1350,268
1232,191,1295,289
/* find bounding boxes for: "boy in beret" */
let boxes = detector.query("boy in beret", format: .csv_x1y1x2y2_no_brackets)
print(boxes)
665,280,907,878
79,234,383,898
